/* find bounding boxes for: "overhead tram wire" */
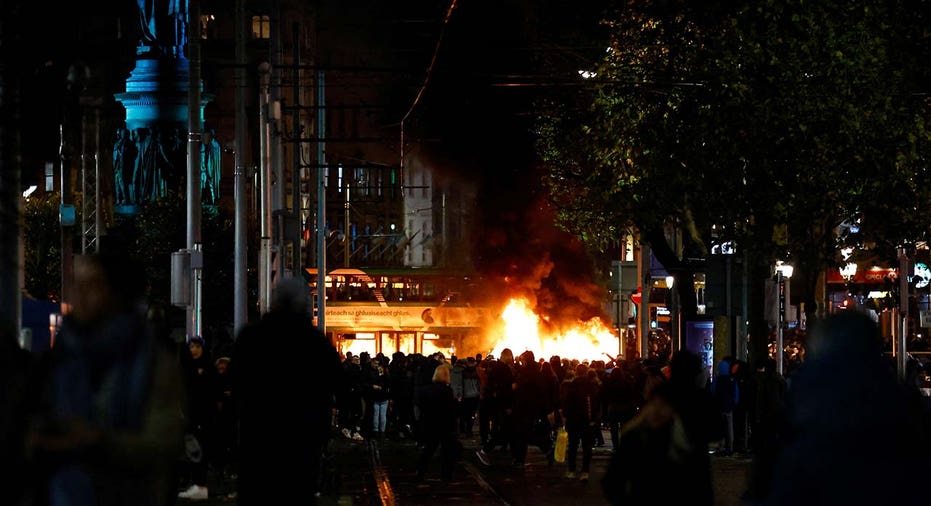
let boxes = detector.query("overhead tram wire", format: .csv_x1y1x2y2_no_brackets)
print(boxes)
400,0,459,196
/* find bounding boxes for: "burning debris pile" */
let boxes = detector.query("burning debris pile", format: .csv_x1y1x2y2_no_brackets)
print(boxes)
485,297,619,362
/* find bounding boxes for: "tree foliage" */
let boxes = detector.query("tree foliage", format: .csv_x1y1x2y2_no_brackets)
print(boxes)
27,192,240,336
22,193,66,301
121,193,236,332
537,0,931,329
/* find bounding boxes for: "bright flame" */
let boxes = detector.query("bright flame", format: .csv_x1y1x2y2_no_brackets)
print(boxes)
488,298,618,362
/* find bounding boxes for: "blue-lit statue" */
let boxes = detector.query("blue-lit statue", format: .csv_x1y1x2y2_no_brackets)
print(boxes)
201,128,221,204
133,127,176,202
113,127,136,205
137,0,188,56
114,0,213,214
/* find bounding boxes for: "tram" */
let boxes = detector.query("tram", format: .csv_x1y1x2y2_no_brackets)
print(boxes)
305,267,491,358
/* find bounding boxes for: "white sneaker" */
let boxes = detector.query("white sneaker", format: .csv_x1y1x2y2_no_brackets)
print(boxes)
178,485,208,501
352,432,364,441
341,428,352,439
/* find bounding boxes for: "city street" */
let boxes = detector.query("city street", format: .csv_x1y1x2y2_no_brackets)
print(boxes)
191,429,751,506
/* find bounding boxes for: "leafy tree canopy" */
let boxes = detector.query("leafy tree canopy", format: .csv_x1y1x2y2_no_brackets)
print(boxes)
538,0,930,299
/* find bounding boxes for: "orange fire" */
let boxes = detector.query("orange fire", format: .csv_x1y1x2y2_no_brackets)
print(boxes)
487,298,619,362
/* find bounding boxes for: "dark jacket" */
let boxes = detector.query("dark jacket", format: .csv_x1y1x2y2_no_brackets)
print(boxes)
562,375,602,430
30,312,184,506
364,366,391,403
604,351,719,506
232,310,342,505
419,381,458,441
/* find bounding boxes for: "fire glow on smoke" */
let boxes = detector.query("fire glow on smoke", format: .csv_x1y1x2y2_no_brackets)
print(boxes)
488,298,619,362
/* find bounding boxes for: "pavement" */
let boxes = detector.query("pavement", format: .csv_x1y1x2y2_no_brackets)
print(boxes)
184,429,752,506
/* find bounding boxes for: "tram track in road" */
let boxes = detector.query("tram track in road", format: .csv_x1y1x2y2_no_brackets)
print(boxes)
366,437,513,505
462,461,513,506
368,441,397,506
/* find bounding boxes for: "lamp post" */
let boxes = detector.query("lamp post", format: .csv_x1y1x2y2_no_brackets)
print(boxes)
666,274,678,352
897,247,909,381
775,262,794,375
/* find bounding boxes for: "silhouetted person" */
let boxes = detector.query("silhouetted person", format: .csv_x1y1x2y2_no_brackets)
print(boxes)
511,350,554,467
177,336,215,500
711,356,739,455
416,364,460,482
232,278,342,505
561,363,601,481
745,357,786,503
26,251,185,506
763,311,928,506
1,321,35,506
603,350,720,506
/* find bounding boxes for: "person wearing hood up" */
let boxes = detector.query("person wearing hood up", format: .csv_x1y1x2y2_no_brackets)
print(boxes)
763,310,928,506
232,278,342,504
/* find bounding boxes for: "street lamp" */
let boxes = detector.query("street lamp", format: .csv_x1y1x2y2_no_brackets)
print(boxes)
774,262,794,375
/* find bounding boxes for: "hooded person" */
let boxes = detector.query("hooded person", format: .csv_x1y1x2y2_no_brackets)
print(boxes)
232,278,343,505
764,311,928,506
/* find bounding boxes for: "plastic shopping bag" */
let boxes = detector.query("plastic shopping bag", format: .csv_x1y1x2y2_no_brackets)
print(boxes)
554,427,568,463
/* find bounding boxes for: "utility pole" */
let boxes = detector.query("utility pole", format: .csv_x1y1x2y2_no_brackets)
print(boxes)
186,0,203,339
343,171,349,267
291,22,302,278
258,62,273,314
898,247,909,380
639,240,651,360
59,63,85,316
59,124,75,315
315,69,326,332
233,0,248,335
776,268,785,375
270,2,285,281
80,105,101,253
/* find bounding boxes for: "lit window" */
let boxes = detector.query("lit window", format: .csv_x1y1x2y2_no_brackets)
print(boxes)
251,15,270,39
45,162,54,192
200,14,215,39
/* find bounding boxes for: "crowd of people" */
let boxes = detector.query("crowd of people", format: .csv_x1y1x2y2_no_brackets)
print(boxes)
3,250,931,506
